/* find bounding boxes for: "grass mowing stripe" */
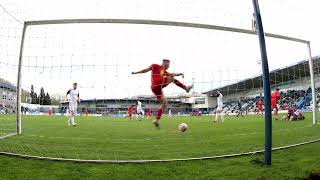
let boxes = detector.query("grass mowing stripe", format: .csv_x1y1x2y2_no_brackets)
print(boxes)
0,113,319,161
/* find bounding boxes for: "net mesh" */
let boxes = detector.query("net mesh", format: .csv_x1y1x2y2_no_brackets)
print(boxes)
0,5,21,138
0,1,319,161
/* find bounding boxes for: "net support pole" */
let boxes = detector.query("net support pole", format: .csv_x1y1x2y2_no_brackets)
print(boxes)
307,42,318,125
252,0,272,165
16,22,27,134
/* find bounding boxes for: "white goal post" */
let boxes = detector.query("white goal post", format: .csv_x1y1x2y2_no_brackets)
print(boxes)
15,18,317,134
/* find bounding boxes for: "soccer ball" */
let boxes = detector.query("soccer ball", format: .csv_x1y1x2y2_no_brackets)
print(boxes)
179,123,188,132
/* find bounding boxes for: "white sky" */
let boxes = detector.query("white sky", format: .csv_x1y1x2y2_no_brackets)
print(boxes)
0,0,319,99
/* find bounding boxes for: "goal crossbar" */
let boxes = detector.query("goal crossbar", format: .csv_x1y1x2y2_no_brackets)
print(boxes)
24,19,308,44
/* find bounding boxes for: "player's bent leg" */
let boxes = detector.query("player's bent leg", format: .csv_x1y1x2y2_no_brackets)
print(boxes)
173,78,194,93
221,112,224,123
68,111,72,126
166,76,174,84
153,97,167,128
68,106,72,126
215,111,219,122
173,79,186,90
69,104,77,126
69,111,74,126
151,85,167,128
165,75,193,93
68,115,72,126
156,100,167,120
71,112,77,126
68,105,75,126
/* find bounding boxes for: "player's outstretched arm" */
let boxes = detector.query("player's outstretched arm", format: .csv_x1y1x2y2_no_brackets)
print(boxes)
171,73,184,77
66,90,70,101
132,67,151,75
77,94,80,103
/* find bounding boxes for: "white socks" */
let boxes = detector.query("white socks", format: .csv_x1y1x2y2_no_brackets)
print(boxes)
136,114,142,120
71,117,75,124
68,116,75,125
215,113,224,122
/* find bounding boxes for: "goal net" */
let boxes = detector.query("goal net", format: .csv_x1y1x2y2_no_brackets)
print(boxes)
0,0,319,162
0,5,21,139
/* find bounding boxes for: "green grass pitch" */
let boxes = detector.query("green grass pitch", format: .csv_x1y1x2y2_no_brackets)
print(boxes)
0,113,320,179
0,113,319,161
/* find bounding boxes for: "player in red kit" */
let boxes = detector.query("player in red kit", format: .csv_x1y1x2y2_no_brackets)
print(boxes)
146,108,152,118
127,105,134,120
271,88,281,118
257,98,263,115
132,59,193,128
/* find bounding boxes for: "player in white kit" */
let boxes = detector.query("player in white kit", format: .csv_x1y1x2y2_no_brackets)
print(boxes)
66,83,80,126
215,91,224,123
136,101,144,121
168,108,172,118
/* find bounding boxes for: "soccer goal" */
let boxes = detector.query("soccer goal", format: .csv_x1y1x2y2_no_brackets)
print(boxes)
0,0,319,164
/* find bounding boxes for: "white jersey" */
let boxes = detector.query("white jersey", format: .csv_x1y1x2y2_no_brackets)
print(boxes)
137,101,142,110
217,93,223,107
67,89,79,105
136,101,144,115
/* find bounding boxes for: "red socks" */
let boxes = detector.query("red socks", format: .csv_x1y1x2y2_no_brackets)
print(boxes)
156,108,163,120
174,79,186,90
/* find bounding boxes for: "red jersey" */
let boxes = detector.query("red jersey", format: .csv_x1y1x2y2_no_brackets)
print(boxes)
287,107,296,118
128,106,133,114
271,91,280,109
258,99,263,107
271,91,280,102
148,64,170,85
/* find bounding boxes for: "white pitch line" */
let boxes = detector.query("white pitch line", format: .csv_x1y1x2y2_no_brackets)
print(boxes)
0,133,17,140
0,138,319,164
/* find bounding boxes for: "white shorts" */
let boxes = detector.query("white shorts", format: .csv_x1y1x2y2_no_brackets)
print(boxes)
69,103,77,114
217,106,223,111
137,109,144,115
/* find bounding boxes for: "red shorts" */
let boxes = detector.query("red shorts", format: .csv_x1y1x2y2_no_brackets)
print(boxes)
128,112,132,117
151,77,169,101
257,106,262,111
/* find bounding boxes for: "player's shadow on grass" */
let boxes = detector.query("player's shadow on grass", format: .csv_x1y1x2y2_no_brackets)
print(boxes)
304,172,320,180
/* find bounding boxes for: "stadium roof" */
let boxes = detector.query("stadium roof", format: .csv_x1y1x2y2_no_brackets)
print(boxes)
0,82,16,92
60,97,190,105
204,56,320,96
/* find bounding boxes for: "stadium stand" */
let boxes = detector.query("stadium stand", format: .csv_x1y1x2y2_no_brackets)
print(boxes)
206,56,320,114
